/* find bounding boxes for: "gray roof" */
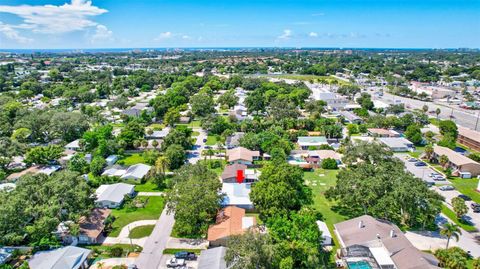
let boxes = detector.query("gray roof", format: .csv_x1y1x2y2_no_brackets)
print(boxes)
226,132,245,147
28,246,91,269
378,137,413,149
121,163,151,179
95,183,134,204
198,247,227,269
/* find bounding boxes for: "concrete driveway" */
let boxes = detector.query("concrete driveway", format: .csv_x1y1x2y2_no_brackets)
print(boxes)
159,254,199,269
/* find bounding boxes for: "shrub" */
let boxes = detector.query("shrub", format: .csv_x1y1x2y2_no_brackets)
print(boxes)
321,158,338,169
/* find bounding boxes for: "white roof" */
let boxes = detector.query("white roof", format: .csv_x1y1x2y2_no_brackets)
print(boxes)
121,163,151,179
95,183,134,204
28,246,91,269
222,183,252,207
102,166,127,177
316,220,333,245
378,137,413,148
369,247,396,267
64,139,80,149
38,165,61,176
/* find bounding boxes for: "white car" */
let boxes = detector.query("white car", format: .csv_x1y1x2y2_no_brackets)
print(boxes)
439,185,455,191
166,258,186,268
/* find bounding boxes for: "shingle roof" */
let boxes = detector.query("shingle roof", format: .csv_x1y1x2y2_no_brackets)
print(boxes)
226,147,260,162
198,247,227,269
207,206,255,241
433,145,479,166
221,164,247,180
28,246,91,269
95,183,134,204
334,215,439,269
79,208,111,239
121,164,151,179
458,126,480,144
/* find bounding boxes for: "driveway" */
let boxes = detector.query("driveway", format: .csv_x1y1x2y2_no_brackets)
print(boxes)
90,258,137,269
188,128,207,164
135,209,175,269
159,254,199,269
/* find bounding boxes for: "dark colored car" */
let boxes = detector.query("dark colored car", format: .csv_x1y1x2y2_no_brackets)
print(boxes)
471,203,480,209
414,161,427,167
457,194,472,201
174,251,197,260
203,138,207,143
474,207,480,213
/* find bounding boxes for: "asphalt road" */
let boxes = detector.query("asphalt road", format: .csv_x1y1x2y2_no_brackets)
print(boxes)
136,128,208,268
373,92,480,130
395,153,439,185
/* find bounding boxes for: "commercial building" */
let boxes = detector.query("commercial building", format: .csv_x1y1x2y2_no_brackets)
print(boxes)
457,126,480,152
433,145,480,177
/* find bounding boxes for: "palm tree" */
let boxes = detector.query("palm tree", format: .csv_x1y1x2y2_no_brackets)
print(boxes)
440,223,461,249
424,145,434,160
422,105,429,113
96,262,105,269
439,155,449,170
151,140,159,150
435,108,441,121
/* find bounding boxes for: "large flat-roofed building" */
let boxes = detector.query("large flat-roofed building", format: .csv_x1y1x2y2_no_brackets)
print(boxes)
457,126,480,152
334,215,439,269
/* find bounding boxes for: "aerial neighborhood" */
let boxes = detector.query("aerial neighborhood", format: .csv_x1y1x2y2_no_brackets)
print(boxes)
0,46,480,269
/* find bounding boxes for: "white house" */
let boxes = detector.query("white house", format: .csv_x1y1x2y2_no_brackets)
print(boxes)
64,139,81,151
28,246,91,269
121,163,151,181
221,183,253,210
105,155,118,166
95,183,135,208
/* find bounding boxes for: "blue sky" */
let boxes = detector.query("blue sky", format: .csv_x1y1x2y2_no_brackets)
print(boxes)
0,0,479,49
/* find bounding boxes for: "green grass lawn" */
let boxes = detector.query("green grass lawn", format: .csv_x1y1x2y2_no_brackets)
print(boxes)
163,248,203,255
197,159,225,176
205,135,218,146
449,177,480,204
119,153,146,166
129,225,155,238
82,244,142,259
441,205,477,232
192,131,200,137
134,181,164,192
148,123,165,130
305,169,346,226
409,146,426,158
109,196,165,237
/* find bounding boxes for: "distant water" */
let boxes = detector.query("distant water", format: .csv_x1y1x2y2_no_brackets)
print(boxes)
0,47,474,54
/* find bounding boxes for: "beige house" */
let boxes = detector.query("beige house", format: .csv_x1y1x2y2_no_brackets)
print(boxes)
334,215,439,269
433,145,480,177
207,206,256,247
457,127,480,152
226,147,260,166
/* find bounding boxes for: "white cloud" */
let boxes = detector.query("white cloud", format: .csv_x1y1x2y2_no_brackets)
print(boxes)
309,32,318,37
153,31,173,41
0,21,33,44
182,35,190,39
277,29,292,40
0,0,108,34
90,24,113,43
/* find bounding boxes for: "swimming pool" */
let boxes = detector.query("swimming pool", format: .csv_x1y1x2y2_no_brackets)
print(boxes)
347,261,373,269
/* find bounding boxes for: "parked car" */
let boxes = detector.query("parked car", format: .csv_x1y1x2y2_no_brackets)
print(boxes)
414,161,427,167
439,185,455,191
175,251,197,260
457,194,472,201
429,173,440,177
202,138,207,143
470,203,480,209
166,258,186,268
433,176,446,181
408,158,418,162
473,207,480,213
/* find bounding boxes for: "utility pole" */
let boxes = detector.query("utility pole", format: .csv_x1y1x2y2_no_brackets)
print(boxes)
475,111,480,131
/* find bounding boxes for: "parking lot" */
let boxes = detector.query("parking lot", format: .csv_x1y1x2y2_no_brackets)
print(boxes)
395,153,445,185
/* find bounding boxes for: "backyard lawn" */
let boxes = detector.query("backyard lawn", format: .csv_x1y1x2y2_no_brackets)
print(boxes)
129,225,155,239
119,153,146,166
148,123,165,130
192,131,200,137
449,177,480,204
206,135,218,146
109,196,165,237
305,169,346,227
134,181,164,192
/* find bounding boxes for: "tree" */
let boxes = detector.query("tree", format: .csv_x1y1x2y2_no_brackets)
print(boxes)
473,257,480,269
439,155,450,170
225,230,275,269
422,105,429,113
250,163,312,220
217,90,239,108
439,120,458,139
149,156,169,188
436,108,441,121
435,247,468,269
68,154,89,174
142,150,161,165
327,142,443,228
356,93,374,110
424,145,434,160
321,158,338,169
451,197,468,218
163,107,180,127
151,140,159,149
25,145,64,165
165,164,223,237
440,223,461,249
404,125,423,145
190,92,215,117
90,156,106,176
117,120,145,149
165,144,186,170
